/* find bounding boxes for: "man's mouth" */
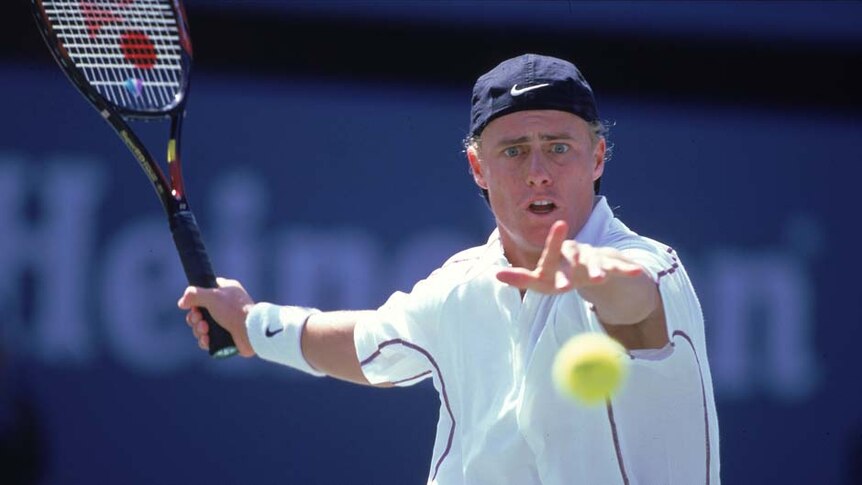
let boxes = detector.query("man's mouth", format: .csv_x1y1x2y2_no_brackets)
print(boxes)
528,200,557,214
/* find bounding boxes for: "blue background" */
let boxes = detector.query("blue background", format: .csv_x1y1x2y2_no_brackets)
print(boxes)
2,2,861,484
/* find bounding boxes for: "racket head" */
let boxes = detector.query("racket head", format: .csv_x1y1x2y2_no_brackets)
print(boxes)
31,0,193,119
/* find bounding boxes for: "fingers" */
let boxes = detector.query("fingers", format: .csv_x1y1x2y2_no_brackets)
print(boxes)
177,279,240,309
183,306,210,345
185,311,209,337
575,244,606,282
593,248,644,277
178,279,248,311
606,260,644,276
179,289,214,352
184,307,200,325
197,333,210,351
576,246,645,284
499,223,646,296
553,270,574,292
496,267,536,289
497,221,571,292
178,285,210,310
179,277,255,356
194,320,209,339
184,311,210,350
216,277,237,288
537,220,569,274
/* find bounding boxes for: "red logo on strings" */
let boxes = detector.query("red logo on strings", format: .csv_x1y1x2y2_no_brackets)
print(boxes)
120,30,157,69
79,1,158,70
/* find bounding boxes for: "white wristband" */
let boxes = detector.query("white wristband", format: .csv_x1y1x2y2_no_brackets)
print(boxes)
245,302,325,377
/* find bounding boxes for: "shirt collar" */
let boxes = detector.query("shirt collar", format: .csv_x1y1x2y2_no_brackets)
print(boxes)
573,196,613,246
485,196,614,262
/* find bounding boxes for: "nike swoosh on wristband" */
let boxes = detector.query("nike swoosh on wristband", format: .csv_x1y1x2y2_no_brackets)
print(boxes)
510,83,550,96
265,326,284,338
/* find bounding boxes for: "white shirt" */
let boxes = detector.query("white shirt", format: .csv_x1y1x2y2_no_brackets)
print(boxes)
354,197,720,484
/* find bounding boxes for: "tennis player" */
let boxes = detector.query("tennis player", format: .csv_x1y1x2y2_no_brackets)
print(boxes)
179,53,720,484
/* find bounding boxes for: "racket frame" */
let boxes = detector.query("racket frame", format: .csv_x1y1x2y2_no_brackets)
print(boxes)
30,0,238,358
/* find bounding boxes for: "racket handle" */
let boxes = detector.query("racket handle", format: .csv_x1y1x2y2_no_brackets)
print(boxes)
170,210,239,359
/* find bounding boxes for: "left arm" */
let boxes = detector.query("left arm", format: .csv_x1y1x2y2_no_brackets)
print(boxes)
576,264,658,325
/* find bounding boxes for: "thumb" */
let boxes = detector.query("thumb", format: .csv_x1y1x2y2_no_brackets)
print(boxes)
177,286,216,310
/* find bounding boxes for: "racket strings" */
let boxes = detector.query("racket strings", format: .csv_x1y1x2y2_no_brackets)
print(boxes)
43,0,185,112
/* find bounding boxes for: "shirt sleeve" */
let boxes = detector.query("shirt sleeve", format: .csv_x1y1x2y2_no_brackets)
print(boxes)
354,276,445,387
618,239,705,339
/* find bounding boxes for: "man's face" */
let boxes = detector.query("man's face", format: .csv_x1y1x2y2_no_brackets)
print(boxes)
468,110,605,267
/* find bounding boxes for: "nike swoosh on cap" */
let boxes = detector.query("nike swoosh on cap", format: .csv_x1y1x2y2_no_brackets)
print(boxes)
510,83,550,96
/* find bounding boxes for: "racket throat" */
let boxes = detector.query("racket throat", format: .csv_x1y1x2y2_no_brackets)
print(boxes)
167,115,188,202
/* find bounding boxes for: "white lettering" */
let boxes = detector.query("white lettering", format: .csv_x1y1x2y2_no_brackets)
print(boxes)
206,170,267,377
101,218,197,373
0,157,823,401
707,250,817,400
275,228,378,310
0,156,103,363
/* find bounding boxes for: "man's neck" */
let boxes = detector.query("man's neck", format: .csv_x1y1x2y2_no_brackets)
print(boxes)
501,240,542,270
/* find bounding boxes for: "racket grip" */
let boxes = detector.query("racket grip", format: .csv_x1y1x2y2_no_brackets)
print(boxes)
170,210,238,359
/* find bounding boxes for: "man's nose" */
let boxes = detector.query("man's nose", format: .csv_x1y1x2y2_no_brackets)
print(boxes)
526,152,552,187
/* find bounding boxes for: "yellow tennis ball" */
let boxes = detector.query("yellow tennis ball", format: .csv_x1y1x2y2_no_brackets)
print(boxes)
552,332,629,405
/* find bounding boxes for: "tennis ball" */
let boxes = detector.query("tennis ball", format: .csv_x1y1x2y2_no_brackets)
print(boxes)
552,332,629,405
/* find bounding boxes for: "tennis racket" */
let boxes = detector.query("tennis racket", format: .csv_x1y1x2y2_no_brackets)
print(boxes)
30,0,237,358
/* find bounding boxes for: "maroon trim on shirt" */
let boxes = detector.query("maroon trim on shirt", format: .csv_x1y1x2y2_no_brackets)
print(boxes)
608,250,711,484
605,400,631,485
655,247,679,281
606,331,712,485
360,339,455,481
673,330,713,485
391,370,432,385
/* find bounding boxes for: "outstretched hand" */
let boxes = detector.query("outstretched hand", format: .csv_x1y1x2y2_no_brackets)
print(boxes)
496,220,644,294
177,277,256,357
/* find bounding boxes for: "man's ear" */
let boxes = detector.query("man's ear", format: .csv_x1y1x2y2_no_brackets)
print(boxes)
467,146,488,189
593,137,606,182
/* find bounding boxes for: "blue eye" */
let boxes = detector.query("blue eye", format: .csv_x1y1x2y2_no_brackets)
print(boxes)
550,143,569,154
504,146,522,157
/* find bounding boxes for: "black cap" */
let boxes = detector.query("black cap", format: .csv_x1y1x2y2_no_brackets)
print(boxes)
469,53,599,138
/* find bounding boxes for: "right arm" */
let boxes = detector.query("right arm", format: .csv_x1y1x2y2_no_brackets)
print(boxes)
177,278,387,387
302,310,391,386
